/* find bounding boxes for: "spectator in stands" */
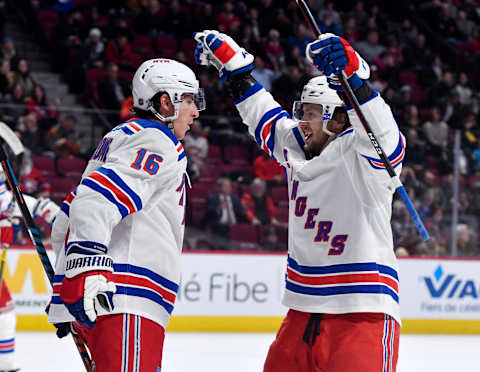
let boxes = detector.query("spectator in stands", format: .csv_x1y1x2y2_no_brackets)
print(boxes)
119,95,133,122
183,119,208,181
217,1,242,34
264,29,285,74
423,106,449,157
45,114,80,158
81,27,105,69
0,36,19,70
286,24,313,57
2,82,26,127
433,71,456,105
319,12,342,36
97,62,129,110
354,30,386,63
348,1,368,29
455,71,473,106
13,58,36,97
0,58,13,97
19,149,51,197
241,178,278,226
318,1,342,27
343,17,359,43
251,56,277,92
368,64,387,93
456,224,479,257
16,114,45,155
253,151,285,185
25,84,60,131
164,0,190,39
404,128,426,169
204,177,246,235
105,33,133,71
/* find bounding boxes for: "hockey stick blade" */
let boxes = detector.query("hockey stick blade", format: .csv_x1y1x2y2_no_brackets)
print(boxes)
0,121,24,156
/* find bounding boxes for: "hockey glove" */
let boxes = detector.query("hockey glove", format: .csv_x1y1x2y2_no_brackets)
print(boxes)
193,30,254,82
60,242,116,328
306,33,370,91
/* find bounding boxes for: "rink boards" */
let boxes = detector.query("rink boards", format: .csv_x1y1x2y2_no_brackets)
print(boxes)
4,247,480,334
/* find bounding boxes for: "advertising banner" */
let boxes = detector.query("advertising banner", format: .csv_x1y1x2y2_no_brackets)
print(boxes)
399,257,480,320
4,248,480,333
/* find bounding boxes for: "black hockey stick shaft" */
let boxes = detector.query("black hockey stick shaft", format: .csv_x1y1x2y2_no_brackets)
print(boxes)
296,0,429,241
0,147,95,372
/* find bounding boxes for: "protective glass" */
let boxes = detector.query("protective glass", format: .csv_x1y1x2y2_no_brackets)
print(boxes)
180,89,206,111
292,101,324,122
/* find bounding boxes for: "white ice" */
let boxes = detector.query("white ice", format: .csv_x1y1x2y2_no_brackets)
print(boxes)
14,331,480,371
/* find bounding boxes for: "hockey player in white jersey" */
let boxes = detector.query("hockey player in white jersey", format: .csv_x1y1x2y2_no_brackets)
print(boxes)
47,58,204,371
0,180,59,372
194,31,403,372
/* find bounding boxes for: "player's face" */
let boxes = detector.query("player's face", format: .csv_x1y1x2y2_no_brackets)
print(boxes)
298,104,328,153
173,93,200,140
299,104,347,154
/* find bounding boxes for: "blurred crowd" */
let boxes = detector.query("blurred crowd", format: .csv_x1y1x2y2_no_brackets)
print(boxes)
2,0,479,255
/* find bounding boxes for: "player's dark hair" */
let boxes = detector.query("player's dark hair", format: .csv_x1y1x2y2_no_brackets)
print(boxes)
130,91,169,119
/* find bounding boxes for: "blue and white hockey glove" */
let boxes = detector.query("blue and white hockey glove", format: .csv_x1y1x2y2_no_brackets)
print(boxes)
60,242,116,328
193,30,254,82
306,33,370,91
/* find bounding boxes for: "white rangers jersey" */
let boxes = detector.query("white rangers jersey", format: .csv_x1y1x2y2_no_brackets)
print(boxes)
235,83,405,323
48,118,187,329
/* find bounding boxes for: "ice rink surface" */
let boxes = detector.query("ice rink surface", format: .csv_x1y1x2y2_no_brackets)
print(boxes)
14,331,480,371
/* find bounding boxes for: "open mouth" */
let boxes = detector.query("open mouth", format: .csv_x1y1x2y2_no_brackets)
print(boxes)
301,127,312,142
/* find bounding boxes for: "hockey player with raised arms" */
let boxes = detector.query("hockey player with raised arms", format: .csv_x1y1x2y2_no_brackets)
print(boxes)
47,59,204,371
194,31,403,372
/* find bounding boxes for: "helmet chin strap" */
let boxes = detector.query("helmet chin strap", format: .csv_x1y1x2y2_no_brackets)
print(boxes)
322,120,336,137
149,102,179,132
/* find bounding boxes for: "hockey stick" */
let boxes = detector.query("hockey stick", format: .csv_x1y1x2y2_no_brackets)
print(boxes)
0,244,6,297
0,122,23,156
0,147,95,372
296,0,429,241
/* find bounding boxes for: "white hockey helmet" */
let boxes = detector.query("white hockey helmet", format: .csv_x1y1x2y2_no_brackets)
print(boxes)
132,58,205,123
292,75,344,136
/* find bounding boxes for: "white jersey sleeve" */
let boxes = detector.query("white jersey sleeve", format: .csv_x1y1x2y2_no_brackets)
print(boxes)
344,91,405,173
234,82,307,166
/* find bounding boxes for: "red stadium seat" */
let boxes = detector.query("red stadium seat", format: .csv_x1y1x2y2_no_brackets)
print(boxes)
397,70,418,86
49,177,77,204
227,145,249,165
156,36,178,59
180,38,198,65
36,10,59,42
229,223,259,244
207,145,223,164
57,157,86,178
85,68,107,104
188,182,215,203
270,186,288,201
132,35,154,58
276,207,289,223
32,156,55,177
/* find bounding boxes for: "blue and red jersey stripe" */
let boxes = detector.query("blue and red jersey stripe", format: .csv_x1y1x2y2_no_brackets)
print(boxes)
361,132,406,170
286,256,399,303
81,167,142,219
